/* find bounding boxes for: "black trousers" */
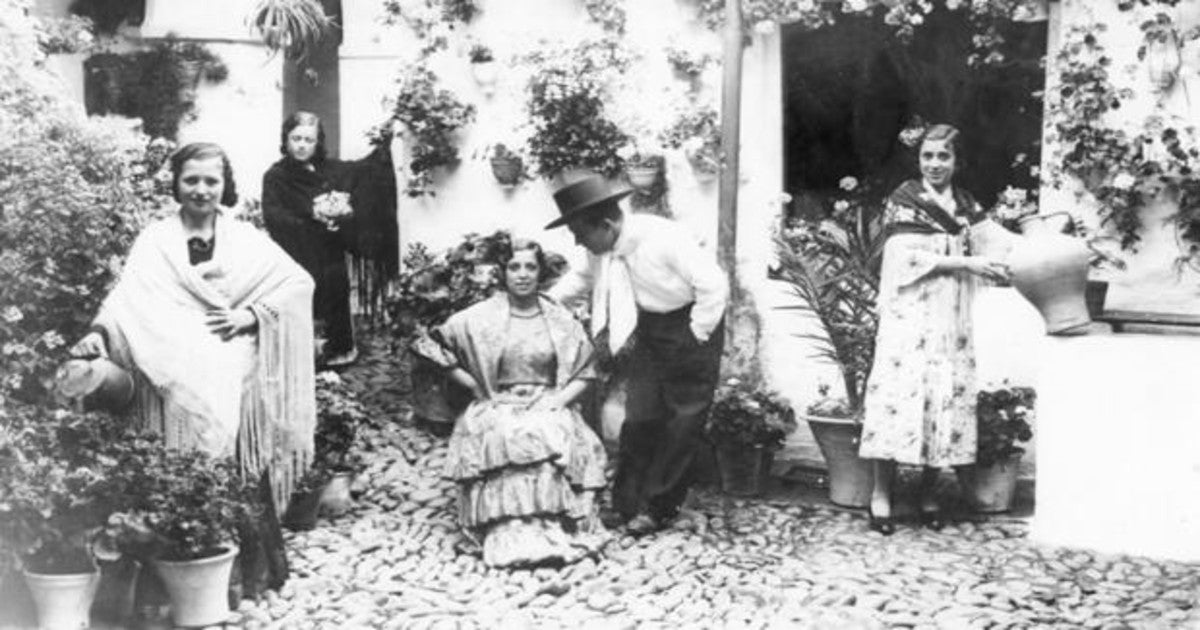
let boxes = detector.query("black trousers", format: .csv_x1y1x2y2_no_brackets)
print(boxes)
613,305,723,520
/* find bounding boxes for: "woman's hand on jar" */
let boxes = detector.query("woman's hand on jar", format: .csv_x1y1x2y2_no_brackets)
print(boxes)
70,332,107,358
965,257,1010,282
206,308,258,341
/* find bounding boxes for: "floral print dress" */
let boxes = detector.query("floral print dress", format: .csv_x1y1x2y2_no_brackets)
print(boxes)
858,180,981,467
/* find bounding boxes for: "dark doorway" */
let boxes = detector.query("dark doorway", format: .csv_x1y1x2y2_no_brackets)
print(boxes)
782,8,1047,218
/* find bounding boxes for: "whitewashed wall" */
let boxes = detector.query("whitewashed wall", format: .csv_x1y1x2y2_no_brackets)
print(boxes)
1041,0,1200,314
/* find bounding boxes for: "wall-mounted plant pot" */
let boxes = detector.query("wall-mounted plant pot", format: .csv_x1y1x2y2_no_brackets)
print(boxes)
625,164,659,190
490,156,524,186
470,61,498,96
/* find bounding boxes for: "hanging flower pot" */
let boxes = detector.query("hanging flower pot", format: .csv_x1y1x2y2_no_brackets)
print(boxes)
1142,19,1182,93
470,61,499,96
625,162,659,191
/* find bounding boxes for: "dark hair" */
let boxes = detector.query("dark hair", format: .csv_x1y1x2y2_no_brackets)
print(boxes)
280,111,327,163
499,238,553,285
916,123,967,171
169,142,238,206
574,200,624,229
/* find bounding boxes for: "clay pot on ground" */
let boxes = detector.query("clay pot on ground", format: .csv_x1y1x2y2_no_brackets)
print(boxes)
957,453,1022,513
319,471,355,515
1008,213,1092,335
152,547,238,628
282,487,323,531
713,444,776,497
22,567,100,630
804,415,873,508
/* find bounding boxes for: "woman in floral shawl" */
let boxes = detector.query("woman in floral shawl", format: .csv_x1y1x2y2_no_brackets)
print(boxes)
71,143,316,599
858,125,1009,535
413,239,609,568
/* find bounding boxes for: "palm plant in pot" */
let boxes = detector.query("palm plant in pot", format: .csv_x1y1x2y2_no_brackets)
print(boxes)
957,385,1035,513
773,177,884,508
96,438,259,628
0,406,119,630
703,377,797,497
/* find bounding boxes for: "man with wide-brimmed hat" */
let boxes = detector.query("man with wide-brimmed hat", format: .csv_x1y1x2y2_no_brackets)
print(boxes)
546,171,728,535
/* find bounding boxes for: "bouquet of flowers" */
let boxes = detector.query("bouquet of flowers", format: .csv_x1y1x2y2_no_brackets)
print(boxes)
312,190,352,231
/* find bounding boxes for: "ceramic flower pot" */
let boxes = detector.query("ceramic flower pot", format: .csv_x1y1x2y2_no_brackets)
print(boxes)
54,357,134,413
470,60,498,95
625,164,659,191
804,415,873,508
22,568,100,630
319,471,355,516
1008,213,1092,335
713,444,775,497
152,547,238,628
489,156,523,186
957,453,1021,513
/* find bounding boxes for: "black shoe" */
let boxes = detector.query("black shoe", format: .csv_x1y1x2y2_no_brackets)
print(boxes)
867,510,896,536
599,509,629,530
919,508,946,531
624,513,665,537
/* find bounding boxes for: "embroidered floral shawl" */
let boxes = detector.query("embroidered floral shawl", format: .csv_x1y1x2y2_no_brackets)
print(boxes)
885,179,985,239
414,293,597,398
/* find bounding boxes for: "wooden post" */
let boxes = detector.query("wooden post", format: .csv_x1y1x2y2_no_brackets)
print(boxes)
718,0,742,281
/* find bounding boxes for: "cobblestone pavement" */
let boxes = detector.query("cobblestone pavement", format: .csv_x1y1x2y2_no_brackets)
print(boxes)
236,329,1200,629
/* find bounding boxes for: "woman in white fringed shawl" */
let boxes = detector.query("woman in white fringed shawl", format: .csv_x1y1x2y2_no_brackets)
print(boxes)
71,142,316,598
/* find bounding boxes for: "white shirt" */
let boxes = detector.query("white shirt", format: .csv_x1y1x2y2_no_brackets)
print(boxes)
549,213,729,342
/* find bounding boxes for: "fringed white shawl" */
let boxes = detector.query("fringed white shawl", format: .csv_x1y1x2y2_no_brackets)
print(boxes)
95,214,317,514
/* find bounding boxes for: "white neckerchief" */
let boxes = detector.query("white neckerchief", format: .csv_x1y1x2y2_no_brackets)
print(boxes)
922,179,957,216
590,229,638,354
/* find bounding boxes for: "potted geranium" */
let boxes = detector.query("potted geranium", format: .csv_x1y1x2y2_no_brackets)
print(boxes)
314,372,366,515
660,103,722,182
618,141,665,192
0,406,115,630
774,177,885,508
524,39,633,180
957,385,1035,513
97,441,258,628
387,64,477,197
703,377,797,497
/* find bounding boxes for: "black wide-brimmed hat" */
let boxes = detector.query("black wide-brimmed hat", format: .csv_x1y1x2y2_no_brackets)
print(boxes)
544,172,633,230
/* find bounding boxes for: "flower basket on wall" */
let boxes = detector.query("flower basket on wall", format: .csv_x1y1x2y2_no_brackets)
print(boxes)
490,156,523,186
625,163,659,191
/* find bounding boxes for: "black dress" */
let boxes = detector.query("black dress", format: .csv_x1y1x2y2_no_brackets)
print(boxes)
261,157,354,356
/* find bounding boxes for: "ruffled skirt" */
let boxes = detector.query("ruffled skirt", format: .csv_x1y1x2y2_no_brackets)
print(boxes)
444,388,609,568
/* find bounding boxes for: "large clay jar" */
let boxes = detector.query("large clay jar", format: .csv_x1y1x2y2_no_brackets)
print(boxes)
1008,213,1092,335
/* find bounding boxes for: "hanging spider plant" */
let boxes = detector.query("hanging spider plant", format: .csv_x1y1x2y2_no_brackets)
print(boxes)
248,0,333,61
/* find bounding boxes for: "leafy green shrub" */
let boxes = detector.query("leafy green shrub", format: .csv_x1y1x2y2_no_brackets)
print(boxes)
387,64,476,197
1,21,169,403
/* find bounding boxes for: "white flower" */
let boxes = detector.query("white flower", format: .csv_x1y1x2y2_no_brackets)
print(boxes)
1112,173,1136,190
40,331,65,350
616,144,636,161
753,20,777,34
839,176,858,192
946,0,963,9
316,371,342,385
845,0,870,12
909,13,924,25
1001,186,1028,205
834,200,850,213
2,307,22,323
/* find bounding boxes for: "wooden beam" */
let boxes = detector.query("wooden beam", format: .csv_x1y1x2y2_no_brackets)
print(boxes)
717,0,742,279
